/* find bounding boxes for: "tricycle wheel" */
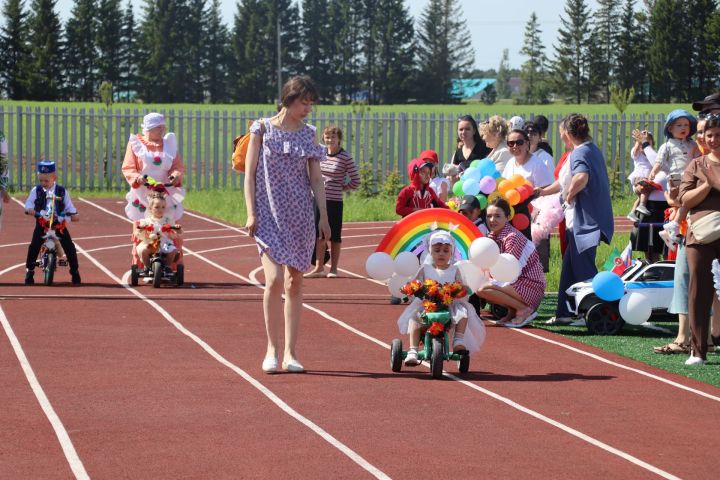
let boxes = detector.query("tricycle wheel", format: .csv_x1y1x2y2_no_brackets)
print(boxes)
130,265,139,286
458,352,470,374
585,301,624,335
44,252,56,286
152,261,162,288
390,339,403,372
175,263,184,286
430,337,444,379
491,303,508,320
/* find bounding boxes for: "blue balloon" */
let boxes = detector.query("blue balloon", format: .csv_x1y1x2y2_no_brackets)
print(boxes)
591,271,625,301
491,170,501,179
463,167,482,181
479,158,498,177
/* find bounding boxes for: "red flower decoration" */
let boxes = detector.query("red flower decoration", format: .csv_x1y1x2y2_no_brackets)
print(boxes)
133,199,140,206
428,322,445,336
153,156,162,165
161,224,172,233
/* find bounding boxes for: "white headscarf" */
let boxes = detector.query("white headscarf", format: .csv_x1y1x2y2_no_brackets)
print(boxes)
421,230,456,265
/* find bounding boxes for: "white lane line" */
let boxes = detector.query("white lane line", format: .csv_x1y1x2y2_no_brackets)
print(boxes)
76,200,391,480
0,263,25,276
242,267,682,480
80,200,690,477
151,206,720,402
0,305,90,480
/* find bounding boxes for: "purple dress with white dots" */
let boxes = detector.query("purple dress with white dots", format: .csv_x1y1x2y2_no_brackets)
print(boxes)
250,119,325,272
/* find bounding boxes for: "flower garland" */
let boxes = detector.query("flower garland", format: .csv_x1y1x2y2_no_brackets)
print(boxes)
400,279,468,334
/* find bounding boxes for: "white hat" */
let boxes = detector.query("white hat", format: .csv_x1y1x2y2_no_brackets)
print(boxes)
429,230,454,246
508,115,525,131
142,112,166,131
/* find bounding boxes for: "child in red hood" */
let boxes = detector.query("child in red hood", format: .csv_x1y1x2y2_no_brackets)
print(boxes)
396,158,448,217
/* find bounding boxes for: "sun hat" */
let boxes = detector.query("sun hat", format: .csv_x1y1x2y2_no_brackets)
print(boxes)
419,149,439,164
142,112,166,131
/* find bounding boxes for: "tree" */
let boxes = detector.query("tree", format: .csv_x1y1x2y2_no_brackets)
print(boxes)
591,0,620,102
495,49,512,99
647,0,688,101
701,5,720,95
96,0,123,89
64,0,97,100
550,0,591,104
372,0,415,104
301,0,332,101
519,12,548,104
203,0,230,103
615,0,641,95
0,0,29,99
23,0,64,100
415,0,474,103
327,0,363,103
685,0,717,100
117,0,137,100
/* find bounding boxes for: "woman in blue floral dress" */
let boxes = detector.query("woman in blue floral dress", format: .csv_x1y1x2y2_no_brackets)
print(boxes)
244,76,330,374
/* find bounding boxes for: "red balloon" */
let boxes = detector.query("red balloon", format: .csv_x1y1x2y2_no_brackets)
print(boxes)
512,213,530,231
516,185,532,201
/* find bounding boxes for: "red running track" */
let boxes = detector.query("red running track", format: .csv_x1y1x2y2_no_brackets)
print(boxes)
0,198,717,479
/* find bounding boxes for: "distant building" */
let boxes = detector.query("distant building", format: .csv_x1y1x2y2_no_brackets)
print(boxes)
451,78,497,101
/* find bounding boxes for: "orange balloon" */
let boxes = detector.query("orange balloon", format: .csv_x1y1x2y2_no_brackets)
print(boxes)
497,180,513,195
505,189,521,206
509,174,526,188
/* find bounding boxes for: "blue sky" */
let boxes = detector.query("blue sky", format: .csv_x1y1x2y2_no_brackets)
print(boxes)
55,0,603,69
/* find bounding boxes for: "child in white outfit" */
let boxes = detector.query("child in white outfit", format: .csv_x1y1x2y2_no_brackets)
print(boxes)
627,133,655,221
397,230,486,366
648,110,699,241
134,191,182,269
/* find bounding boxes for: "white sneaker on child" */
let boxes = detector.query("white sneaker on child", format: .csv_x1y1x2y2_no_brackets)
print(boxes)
659,230,677,252
404,349,419,366
627,212,640,223
636,204,651,216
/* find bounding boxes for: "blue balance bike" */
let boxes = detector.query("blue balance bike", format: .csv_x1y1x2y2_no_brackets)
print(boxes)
390,311,470,379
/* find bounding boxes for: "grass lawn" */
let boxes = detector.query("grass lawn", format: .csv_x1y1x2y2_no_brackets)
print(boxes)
57,188,719,387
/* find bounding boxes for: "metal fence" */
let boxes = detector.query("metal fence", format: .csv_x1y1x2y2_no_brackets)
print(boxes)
0,106,672,194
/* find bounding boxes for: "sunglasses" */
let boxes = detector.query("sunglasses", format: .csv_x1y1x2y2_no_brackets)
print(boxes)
701,112,720,121
507,139,526,147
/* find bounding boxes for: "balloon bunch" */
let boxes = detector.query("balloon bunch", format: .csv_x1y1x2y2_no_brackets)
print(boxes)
365,251,424,297
365,236,522,297
591,271,650,325
449,158,534,230
529,194,564,245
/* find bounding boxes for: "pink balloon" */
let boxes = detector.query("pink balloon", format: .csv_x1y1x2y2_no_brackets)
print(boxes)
479,176,496,195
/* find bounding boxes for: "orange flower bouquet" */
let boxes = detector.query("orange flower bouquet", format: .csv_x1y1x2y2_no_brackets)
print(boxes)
400,279,468,334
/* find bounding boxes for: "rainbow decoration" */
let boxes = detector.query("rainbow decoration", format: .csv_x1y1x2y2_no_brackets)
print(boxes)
375,208,484,260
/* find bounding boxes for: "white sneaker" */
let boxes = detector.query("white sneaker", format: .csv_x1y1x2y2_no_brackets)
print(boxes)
545,316,574,325
636,204,651,216
685,355,706,366
659,230,677,251
627,212,640,223
405,349,419,366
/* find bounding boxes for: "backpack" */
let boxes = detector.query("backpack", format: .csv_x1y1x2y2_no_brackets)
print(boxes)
231,119,264,173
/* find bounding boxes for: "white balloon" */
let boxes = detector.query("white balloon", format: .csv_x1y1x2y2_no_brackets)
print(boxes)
456,260,489,292
490,253,521,283
469,237,500,269
619,292,652,325
463,178,481,196
394,251,420,277
388,274,413,298
365,252,394,281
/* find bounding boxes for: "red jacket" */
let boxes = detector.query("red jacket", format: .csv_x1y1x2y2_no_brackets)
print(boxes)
395,185,448,217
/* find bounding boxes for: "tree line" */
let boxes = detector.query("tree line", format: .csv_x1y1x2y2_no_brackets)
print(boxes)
518,0,720,104
0,0,717,104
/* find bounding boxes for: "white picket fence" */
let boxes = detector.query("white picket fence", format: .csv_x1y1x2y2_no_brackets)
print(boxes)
0,106,671,193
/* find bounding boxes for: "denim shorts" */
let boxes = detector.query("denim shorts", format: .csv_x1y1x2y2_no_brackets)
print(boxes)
668,241,689,315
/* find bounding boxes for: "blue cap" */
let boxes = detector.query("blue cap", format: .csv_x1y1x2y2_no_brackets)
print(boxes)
37,161,56,174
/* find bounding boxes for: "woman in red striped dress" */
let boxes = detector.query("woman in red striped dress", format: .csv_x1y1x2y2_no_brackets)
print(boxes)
475,198,546,327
